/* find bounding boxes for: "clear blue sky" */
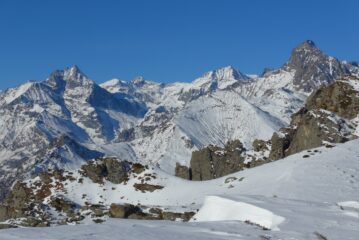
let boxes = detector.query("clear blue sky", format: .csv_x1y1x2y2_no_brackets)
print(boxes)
0,0,358,90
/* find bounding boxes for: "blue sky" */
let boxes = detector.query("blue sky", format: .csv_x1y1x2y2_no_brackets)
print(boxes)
0,0,358,90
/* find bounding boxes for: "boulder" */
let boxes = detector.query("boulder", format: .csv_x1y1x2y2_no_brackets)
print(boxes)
109,203,141,218
190,140,246,181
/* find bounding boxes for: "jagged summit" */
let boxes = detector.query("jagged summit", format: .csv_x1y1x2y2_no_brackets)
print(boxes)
191,66,249,92
63,65,89,82
284,40,351,92
200,65,249,82
296,40,317,49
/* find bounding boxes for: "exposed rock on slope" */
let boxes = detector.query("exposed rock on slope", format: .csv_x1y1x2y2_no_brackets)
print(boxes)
269,76,359,160
0,158,196,227
190,140,246,181
176,140,270,181
183,76,359,179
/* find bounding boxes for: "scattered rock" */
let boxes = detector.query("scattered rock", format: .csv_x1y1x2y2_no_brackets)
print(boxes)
133,183,164,193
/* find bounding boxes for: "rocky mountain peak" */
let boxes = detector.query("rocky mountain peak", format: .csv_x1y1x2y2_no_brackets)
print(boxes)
287,40,321,68
297,40,317,49
63,65,89,83
284,40,350,92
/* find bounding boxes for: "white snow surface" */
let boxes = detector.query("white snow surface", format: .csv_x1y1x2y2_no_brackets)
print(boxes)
192,196,285,230
2,139,359,239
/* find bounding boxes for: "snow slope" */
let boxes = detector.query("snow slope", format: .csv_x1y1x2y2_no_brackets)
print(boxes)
2,139,359,239
192,196,285,231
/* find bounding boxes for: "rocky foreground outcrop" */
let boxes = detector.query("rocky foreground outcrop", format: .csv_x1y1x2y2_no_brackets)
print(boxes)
269,76,359,160
176,140,271,180
0,157,193,228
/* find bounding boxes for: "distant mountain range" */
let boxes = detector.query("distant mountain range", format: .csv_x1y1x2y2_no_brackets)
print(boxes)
0,40,358,201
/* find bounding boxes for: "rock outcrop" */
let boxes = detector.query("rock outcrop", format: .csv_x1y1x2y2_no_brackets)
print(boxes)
269,76,359,159
80,157,131,184
175,140,247,181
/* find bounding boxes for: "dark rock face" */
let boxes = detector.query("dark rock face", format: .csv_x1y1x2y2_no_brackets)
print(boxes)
176,139,272,181
287,109,350,155
0,182,42,222
80,157,130,184
252,139,269,152
269,77,359,159
270,109,351,159
269,129,294,160
190,140,246,181
285,40,351,92
306,76,359,119
175,163,191,180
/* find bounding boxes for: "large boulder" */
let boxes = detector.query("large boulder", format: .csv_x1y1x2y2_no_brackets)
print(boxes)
190,140,246,181
109,203,141,218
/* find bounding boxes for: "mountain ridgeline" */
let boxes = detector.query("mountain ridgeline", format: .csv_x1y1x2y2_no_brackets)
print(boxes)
0,40,358,202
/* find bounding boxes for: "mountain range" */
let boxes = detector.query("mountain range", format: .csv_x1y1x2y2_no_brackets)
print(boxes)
0,40,358,200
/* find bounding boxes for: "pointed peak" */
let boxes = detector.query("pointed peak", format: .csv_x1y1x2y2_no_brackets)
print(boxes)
207,65,249,81
298,40,317,49
287,40,324,68
291,40,319,55
61,65,93,86
64,65,86,79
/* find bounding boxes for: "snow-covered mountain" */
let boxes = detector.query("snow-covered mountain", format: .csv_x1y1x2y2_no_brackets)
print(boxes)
0,40,358,199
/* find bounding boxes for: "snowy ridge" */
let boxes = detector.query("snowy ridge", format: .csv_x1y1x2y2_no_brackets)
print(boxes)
0,40,358,198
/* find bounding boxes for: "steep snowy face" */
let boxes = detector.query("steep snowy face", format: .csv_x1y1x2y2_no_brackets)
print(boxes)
100,76,168,109
284,40,351,92
236,70,307,123
49,66,146,142
0,66,147,199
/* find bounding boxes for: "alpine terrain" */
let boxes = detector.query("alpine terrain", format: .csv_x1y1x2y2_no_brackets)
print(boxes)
0,40,359,240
